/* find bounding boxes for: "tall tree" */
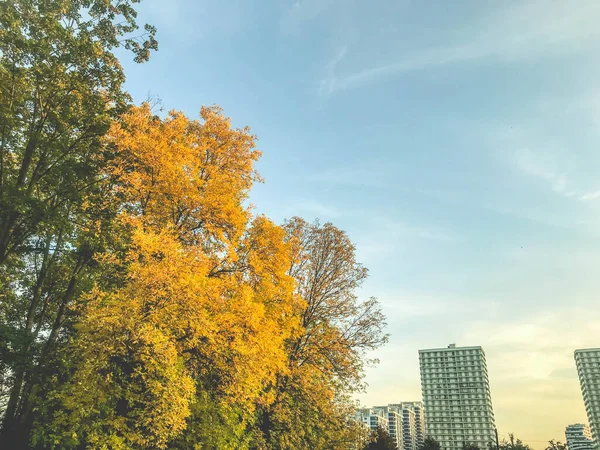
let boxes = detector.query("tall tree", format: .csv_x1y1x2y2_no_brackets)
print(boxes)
33,105,302,449
0,0,156,446
256,218,388,449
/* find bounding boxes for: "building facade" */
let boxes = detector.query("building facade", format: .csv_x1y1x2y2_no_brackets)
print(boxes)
400,401,425,448
361,403,425,450
419,344,497,450
401,407,417,450
358,407,388,432
575,349,600,447
565,423,595,450
360,406,402,449
386,408,404,450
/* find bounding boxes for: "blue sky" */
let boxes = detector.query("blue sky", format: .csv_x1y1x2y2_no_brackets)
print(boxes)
121,0,600,445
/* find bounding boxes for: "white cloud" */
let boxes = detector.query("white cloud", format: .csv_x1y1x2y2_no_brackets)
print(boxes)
291,199,341,218
321,0,600,94
378,292,500,321
513,148,600,207
514,148,577,197
459,309,599,444
354,216,461,258
309,165,389,189
580,190,600,201
319,46,348,96
462,309,600,383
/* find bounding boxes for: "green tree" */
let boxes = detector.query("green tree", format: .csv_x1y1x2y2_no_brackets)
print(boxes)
0,0,156,446
364,426,398,450
255,218,388,449
546,440,568,450
420,437,442,450
498,434,532,450
464,444,482,450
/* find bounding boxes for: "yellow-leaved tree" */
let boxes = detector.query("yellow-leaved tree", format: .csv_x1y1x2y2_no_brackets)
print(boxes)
35,105,303,449
254,217,388,449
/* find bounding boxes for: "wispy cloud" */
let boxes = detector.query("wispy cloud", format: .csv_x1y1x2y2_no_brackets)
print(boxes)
580,190,600,201
354,216,461,259
514,148,577,198
321,1,600,94
291,199,341,218
309,165,387,189
514,148,600,204
460,309,600,441
378,292,499,321
319,46,348,96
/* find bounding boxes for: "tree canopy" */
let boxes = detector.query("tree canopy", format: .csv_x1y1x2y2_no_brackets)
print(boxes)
364,426,398,450
545,440,568,450
498,434,533,450
0,1,387,449
420,436,442,450
463,443,482,450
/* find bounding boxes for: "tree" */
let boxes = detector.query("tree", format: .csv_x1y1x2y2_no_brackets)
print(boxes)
420,437,442,450
255,218,388,449
498,434,532,450
0,3,390,447
546,440,568,450
0,0,156,446
364,426,398,450
33,105,302,449
464,444,482,450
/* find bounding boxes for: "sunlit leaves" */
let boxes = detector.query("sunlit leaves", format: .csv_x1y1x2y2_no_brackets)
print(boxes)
42,106,302,448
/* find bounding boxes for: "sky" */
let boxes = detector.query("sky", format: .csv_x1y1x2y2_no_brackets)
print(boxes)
119,1,600,447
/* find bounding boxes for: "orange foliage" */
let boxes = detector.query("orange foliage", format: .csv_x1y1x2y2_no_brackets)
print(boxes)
59,105,303,448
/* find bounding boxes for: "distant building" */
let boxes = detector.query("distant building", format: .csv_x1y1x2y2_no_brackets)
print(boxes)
360,403,424,450
575,349,600,447
386,402,425,450
565,423,595,450
383,407,404,450
401,406,417,450
358,407,388,432
401,401,425,448
358,406,403,449
419,344,497,450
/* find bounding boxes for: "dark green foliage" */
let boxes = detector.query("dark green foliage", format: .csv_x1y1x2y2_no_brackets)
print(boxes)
364,426,398,450
464,443,482,450
546,440,568,450
420,436,442,450
0,0,156,447
498,434,533,450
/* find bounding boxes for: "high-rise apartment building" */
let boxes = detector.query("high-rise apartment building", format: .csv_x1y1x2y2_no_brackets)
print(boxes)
385,408,404,450
363,403,424,450
575,349,600,447
565,423,595,450
400,401,425,448
419,344,497,450
401,407,417,450
360,406,403,449
357,407,388,432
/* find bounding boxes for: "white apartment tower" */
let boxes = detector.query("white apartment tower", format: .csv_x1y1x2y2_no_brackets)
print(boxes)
363,406,403,449
419,344,497,450
403,401,425,448
402,407,417,450
358,407,388,432
575,349,600,447
388,402,425,450
565,423,595,450
386,408,404,450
